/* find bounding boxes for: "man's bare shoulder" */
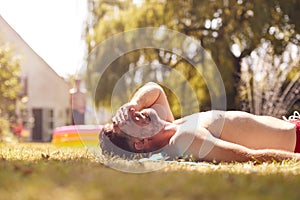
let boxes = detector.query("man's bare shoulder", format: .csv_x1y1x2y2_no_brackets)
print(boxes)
169,112,217,158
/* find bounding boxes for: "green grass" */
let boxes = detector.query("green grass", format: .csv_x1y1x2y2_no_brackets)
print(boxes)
1,143,300,200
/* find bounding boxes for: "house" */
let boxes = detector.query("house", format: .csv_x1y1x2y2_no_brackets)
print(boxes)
0,15,70,142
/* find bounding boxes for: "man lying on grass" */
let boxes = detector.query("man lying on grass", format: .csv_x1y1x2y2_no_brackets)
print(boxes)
99,82,300,163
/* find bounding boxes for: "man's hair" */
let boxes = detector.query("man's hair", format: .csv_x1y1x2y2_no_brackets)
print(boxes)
99,123,145,158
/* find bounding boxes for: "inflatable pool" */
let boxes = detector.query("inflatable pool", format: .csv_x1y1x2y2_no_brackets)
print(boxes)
52,125,102,147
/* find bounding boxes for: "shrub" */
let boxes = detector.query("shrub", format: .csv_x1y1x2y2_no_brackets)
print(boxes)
239,42,300,118
0,117,12,142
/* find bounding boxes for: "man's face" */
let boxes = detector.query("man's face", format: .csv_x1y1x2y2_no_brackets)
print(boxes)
118,108,165,138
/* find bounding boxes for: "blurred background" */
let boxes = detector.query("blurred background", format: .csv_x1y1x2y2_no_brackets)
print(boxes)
0,0,299,142
84,0,300,117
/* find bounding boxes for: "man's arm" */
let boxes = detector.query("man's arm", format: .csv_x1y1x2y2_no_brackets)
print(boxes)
205,137,300,163
171,126,300,163
131,82,172,111
113,82,174,124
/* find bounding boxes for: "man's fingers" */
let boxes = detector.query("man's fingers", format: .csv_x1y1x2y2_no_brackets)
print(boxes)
117,109,125,122
169,136,175,145
113,107,129,126
112,103,137,125
169,130,180,145
121,106,129,120
112,116,117,125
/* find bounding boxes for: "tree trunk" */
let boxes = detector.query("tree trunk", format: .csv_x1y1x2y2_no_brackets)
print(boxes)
209,40,242,110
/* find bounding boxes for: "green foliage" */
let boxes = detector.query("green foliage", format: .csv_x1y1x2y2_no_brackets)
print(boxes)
84,0,300,110
0,117,10,141
0,42,22,118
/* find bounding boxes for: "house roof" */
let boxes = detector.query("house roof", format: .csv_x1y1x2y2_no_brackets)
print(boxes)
0,15,71,108
0,15,68,85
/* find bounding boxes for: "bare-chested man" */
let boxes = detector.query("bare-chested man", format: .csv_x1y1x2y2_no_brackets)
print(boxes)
70,79,86,125
99,82,300,163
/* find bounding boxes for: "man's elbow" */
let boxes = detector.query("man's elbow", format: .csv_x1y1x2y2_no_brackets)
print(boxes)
145,82,161,88
145,82,164,92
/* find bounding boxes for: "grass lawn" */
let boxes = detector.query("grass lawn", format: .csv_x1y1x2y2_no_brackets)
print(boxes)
1,142,300,200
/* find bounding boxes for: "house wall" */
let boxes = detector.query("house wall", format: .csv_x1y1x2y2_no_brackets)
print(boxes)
0,15,70,141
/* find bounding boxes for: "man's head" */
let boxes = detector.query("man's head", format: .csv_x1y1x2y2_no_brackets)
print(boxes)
119,108,165,138
99,108,167,157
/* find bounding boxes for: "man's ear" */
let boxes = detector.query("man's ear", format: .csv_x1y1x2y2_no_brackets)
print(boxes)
134,139,149,150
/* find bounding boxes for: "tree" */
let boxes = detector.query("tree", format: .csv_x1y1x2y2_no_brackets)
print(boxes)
0,42,21,116
0,41,22,134
84,0,300,111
